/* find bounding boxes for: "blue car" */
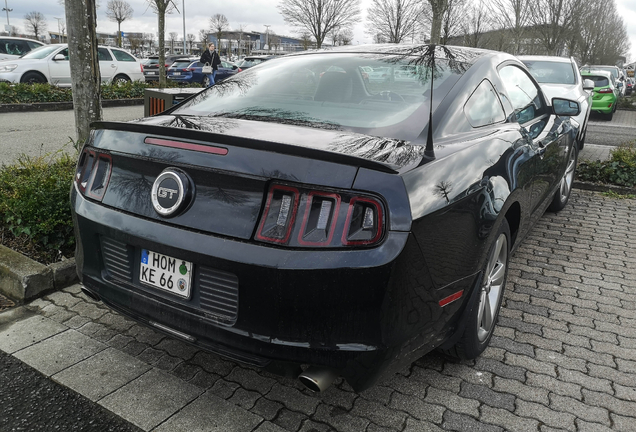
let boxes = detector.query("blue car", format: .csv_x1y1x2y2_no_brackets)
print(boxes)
167,59,241,86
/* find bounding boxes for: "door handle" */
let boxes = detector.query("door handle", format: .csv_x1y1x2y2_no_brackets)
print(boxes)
111,64,116,68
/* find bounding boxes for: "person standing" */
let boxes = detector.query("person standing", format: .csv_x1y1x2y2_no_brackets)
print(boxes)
200,43,221,88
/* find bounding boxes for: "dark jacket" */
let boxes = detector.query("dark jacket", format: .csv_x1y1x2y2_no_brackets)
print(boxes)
200,49,221,71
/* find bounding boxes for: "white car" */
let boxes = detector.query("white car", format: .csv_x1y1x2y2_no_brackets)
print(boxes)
0,36,44,61
0,44,144,86
519,55,593,149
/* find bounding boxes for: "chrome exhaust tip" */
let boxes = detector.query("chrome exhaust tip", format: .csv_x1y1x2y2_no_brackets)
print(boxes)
80,285,101,302
298,367,338,392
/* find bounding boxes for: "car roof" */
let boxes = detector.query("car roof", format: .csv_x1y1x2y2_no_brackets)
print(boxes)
0,36,43,44
518,55,572,63
581,70,613,78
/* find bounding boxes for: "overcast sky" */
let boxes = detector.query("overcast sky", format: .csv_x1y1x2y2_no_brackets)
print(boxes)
3,0,636,61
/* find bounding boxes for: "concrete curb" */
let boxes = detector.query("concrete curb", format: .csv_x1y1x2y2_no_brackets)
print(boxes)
0,245,77,304
573,180,636,195
0,98,143,113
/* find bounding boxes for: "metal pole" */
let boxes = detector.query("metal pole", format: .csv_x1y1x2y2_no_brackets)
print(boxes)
54,17,62,42
264,25,270,53
3,0,12,26
182,0,186,55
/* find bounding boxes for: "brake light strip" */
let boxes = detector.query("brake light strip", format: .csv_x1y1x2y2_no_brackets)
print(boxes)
144,137,228,155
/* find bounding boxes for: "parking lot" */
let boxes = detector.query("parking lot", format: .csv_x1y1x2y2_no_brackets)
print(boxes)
1,188,635,432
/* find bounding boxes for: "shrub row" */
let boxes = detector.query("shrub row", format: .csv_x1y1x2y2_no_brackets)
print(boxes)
0,150,77,264
577,142,636,187
0,80,201,104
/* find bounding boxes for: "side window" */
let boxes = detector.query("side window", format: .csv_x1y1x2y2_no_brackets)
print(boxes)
464,79,506,128
499,65,544,124
13,40,30,55
27,41,42,50
0,40,7,54
58,48,69,60
98,48,113,61
111,49,135,62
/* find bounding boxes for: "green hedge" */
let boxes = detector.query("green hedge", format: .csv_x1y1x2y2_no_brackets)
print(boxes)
0,152,77,263
0,80,201,104
577,142,636,187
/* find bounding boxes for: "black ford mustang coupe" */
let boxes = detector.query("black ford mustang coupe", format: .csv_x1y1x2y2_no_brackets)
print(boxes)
72,45,580,392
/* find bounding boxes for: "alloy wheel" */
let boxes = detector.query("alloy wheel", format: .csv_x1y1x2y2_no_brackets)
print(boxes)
477,233,508,342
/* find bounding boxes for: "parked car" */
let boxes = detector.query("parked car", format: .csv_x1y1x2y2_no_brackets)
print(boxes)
519,55,593,149
0,36,44,61
0,44,144,85
143,55,187,81
72,44,580,392
581,64,625,96
580,69,619,120
235,55,275,70
167,59,241,86
626,77,634,96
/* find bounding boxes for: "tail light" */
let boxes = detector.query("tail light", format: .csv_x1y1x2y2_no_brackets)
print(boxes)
75,148,112,202
140,64,144,72
237,68,242,72
255,183,385,248
597,88,613,94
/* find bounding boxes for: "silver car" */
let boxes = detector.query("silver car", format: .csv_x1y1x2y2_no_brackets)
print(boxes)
0,36,44,61
520,55,593,149
0,44,144,86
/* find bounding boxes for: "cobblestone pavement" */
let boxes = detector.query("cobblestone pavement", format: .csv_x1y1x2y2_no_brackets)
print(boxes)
578,144,612,163
1,189,635,432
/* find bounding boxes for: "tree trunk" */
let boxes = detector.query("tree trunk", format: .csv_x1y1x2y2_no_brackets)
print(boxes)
428,0,448,45
118,22,122,47
158,8,166,88
65,0,102,145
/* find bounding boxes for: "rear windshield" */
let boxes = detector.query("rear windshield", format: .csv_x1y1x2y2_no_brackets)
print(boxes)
171,60,192,68
173,52,469,140
145,58,159,65
239,58,268,68
522,60,576,84
584,75,609,87
583,66,618,80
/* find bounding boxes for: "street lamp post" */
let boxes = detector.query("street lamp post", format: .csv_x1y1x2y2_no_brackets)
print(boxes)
2,0,12,27
264,24,270,54
182,0,186,55
54,17,63,42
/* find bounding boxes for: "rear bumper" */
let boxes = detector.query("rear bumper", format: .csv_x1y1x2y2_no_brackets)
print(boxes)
591,96,616,113
72,185,472,390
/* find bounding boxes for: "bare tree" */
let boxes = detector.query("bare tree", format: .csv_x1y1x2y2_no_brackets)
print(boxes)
460,0,489,48
187,33,196,53
278,0,361,49
24,11,47,40
210,14,229,56
106,0,133,47
169,31,178,53
439,0,465,45
528,0,577,56
490,0,531,54
128,34,143,55
234,24,247,57
576,0,629,65
65,0,101,144
147,0,178,87
300,32,313,50
198,28,208,52
365,0,421,44
144,32,155,53
338,28,354,45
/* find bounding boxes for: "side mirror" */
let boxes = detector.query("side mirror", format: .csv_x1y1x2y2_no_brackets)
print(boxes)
583,79,595,91
618,82,623,88
232,65,237,70
53,54,66,61
552,98,580,116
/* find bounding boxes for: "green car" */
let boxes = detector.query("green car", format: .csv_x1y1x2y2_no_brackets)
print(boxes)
581,70,619,120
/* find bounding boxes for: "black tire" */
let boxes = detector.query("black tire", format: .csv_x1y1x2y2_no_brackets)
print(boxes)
20,72,47,84
202,75,210,87
548,144,578,212
113,74,131,84
605,111,614,121
442,219,510,360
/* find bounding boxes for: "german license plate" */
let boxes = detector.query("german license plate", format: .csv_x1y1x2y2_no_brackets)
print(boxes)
147,71,156,75
140,249,192,298
173,72,181,76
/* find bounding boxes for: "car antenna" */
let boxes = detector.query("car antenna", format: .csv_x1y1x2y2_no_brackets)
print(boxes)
425,45,436,159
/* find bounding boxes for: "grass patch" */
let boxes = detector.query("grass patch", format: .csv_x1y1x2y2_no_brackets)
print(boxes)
577,142,636,187
0,150,76,264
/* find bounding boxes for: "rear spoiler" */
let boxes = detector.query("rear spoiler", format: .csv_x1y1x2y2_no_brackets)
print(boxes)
91,121,400,174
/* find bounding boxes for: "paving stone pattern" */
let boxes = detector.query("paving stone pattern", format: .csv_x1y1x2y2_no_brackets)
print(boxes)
1,189,635,431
